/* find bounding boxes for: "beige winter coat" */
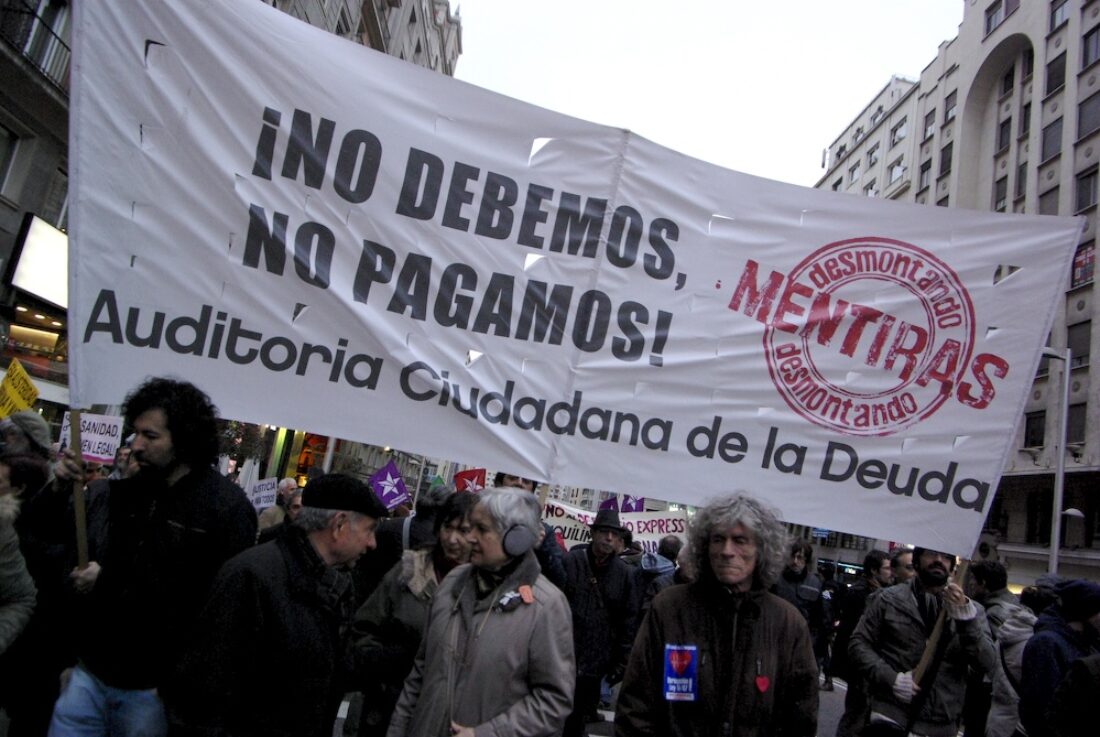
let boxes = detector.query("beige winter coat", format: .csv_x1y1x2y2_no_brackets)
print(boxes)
386,552,574,737
0,494,36,655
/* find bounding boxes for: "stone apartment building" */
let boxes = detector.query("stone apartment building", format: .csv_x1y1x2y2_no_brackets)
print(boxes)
816,0,1100,584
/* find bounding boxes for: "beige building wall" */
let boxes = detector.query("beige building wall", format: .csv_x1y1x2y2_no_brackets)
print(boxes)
816,0,1100,585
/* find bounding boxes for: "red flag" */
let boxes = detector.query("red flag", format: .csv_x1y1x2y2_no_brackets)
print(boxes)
453,468,486,493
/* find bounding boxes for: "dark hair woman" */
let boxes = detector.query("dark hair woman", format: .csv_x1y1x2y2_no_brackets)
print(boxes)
349,488,477,737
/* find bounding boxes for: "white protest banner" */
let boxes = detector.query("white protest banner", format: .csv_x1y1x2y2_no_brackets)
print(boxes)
58,411,124,465
70,2,1083,555
249,477,278,511
544,500,688,553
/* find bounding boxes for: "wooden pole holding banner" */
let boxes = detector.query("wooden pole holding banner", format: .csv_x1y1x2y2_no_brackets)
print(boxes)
913,559,970,682
69,410,89,569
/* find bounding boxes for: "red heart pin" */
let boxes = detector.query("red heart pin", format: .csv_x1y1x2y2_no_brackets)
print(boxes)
668,650,693,675
755,675,770,693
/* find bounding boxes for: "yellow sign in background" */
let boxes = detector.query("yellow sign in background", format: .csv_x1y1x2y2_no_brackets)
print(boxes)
0,359,40,419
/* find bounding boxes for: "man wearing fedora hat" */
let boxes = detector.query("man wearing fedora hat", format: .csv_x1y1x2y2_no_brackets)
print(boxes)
562,507,639,737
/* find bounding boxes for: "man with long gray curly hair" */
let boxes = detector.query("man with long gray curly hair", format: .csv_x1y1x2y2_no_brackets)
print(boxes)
614,493,818,737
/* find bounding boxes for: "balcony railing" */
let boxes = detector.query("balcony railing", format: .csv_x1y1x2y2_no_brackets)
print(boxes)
0,0,70,93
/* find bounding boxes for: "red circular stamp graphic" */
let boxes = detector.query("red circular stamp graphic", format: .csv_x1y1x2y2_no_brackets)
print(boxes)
762,237,975,437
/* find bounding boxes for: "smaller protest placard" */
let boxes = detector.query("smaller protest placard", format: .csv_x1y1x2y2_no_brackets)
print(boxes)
249,477,278,511
544,500,689,553
58,411,123,464
369,459,409,509
0,359,38,419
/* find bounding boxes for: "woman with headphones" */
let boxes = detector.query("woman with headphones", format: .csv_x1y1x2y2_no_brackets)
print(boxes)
386,487,575,737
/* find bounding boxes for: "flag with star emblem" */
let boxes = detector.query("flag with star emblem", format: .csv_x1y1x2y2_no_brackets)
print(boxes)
453,468,486,493
599,495,619,511
369,459,409,510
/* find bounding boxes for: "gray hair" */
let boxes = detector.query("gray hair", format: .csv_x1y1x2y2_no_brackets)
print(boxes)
278,477,298,493
689,493,789,589
293,506,364,532
476,487,541,541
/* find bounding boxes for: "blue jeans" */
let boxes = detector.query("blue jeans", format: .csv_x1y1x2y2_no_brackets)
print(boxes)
48,665,166,737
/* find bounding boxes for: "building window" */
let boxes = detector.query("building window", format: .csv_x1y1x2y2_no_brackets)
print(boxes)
1042,118,1063,161
870,106,884,126
1068,321,1091,368
994,176,1009,211
997,118,1013,152
1002,66,1015,96
1072,241,1095,287
990,1,1007,35
890,118,907,146
0,123,18,194
924,110,936,140
1068,403,1087,444
1051,0,1069,32
849,161,861,183
1017,161,1028,198
1023,48,1035,78
1086,27,1100,69
940,142,953,175
1047,52,1067,95
945,91,957,123
836,144,848,160
864,180,878,198
1080,91,1100,139
854,126,865,144
1040,187,1060,215
832,177,843,192
1021,102,1032,136
888,158,905,185
937,196,950,207
868,143,880,167
1077,167,1098,211
1024,410,1046,447
919,160,932,190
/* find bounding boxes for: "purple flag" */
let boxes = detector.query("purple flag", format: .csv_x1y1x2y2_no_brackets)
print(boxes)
369,459,409,510
599,494,619,511
621,494,645,513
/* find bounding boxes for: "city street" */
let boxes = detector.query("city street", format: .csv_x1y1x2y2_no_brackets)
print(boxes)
583,676,847,736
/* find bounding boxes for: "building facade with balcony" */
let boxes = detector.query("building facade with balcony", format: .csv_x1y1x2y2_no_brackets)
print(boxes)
0,0,460,469
816,0,1100,585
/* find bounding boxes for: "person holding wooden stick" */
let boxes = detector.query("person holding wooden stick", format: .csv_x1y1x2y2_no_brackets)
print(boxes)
849,547,995,737
47,378,257,737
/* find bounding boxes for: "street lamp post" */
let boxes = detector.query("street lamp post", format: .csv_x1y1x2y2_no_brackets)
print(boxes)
1042,347,1072,575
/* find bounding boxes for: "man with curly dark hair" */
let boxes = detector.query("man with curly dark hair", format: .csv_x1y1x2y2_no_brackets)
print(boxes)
49,377,257,737
615,492,818,737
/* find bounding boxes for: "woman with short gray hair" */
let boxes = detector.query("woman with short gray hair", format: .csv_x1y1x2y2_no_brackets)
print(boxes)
387,488,574,737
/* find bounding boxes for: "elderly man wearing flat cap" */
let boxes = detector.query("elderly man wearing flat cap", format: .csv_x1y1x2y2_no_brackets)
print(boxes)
168,473,388,737
562,507,640,737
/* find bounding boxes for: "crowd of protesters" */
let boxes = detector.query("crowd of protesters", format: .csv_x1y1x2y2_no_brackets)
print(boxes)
0,376,1096,737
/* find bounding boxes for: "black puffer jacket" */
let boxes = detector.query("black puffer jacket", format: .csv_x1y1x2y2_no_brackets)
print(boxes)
563,545,638,677
170,528,355,737
78,467,257,690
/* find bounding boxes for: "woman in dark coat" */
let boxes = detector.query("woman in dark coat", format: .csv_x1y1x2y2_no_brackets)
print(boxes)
349,489,476,737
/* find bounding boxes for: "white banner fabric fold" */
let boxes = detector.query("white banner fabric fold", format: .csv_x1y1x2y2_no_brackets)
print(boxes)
69,1,1083,555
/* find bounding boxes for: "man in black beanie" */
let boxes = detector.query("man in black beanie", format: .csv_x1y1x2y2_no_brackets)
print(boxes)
169,473,388,737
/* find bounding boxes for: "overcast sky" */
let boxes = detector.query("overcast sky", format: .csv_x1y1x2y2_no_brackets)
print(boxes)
453,1,963,188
